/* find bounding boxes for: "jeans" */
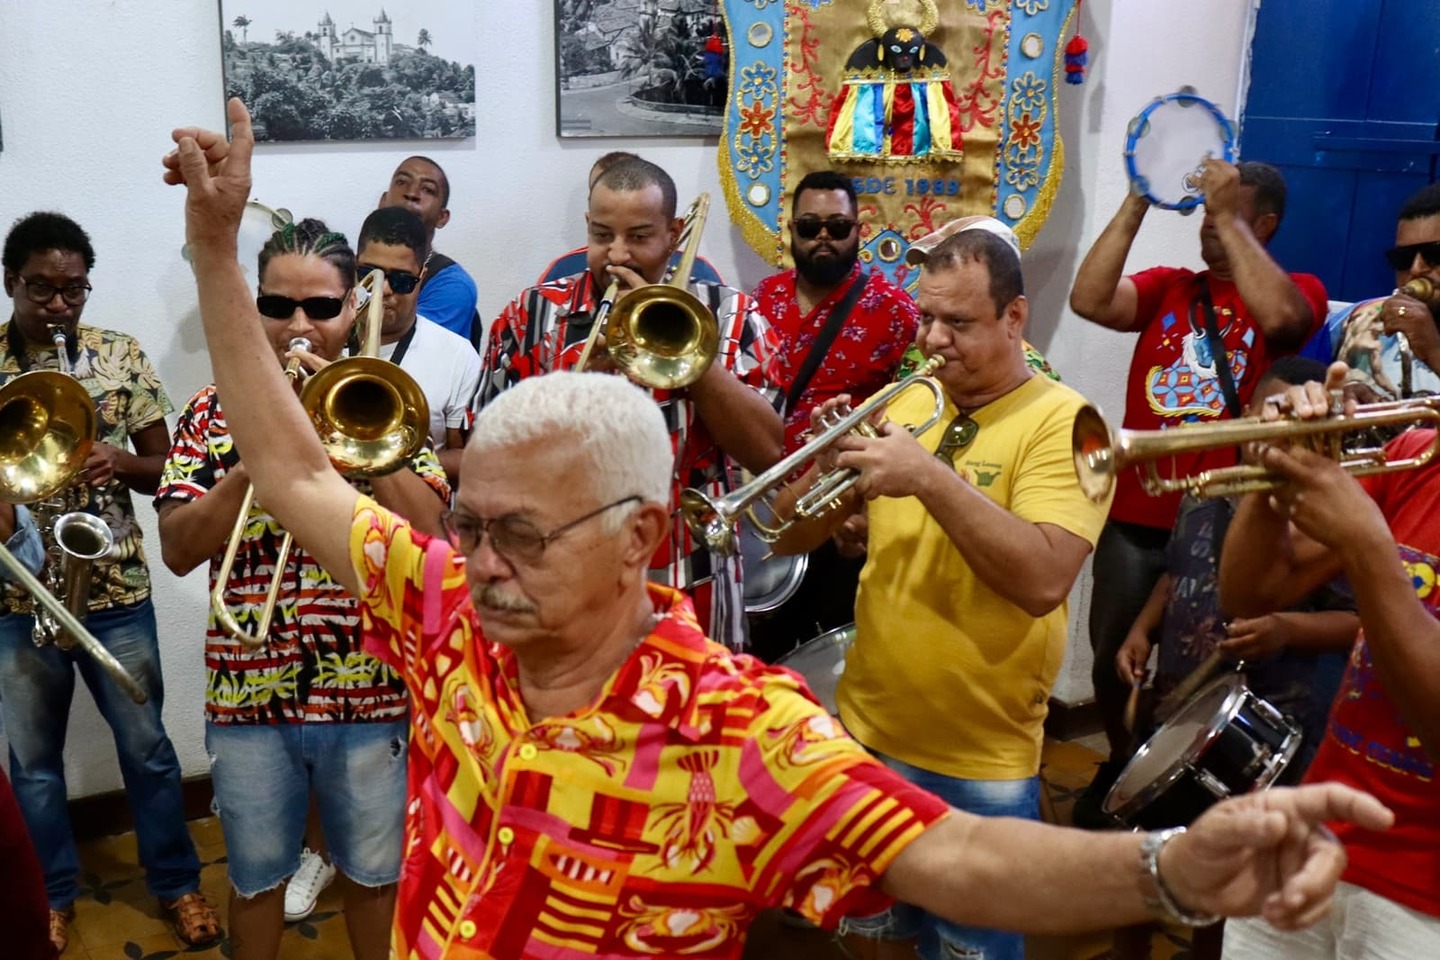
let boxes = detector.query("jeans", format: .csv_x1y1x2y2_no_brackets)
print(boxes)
1088,520,1171,763
206,719,407,897
0,598,202,908
840,751,1040,960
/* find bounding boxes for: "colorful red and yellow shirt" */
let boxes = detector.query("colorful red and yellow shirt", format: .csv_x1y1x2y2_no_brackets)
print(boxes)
155,385,449,725
472,273,782,650
751,264,920,453
350,497,950,959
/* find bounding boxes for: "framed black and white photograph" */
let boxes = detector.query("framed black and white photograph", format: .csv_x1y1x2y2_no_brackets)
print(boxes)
555,0,728,138
219,1,476,143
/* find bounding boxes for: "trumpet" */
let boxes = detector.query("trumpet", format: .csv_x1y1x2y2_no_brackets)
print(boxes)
1072,397,1440,502
0,346,148,704
681,356,948,555
575,194,720,391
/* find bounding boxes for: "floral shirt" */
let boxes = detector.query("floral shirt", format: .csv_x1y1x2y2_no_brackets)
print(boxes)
351,497,950,959
155,385,449,724
472,273,782,651
0,321,172,615
750,264,919,453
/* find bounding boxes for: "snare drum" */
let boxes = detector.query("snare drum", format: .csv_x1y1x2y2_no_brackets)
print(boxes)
775,623,855,715
1123,90,1237,212
1103,674,1300,830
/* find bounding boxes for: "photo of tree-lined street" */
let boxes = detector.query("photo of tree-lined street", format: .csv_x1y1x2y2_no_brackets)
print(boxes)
555,0,728,138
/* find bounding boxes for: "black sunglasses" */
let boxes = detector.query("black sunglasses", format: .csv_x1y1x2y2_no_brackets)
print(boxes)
358,264,422,295
794,216,857,241
934,414,979,466
1384,241,1440,273
255,294,347,321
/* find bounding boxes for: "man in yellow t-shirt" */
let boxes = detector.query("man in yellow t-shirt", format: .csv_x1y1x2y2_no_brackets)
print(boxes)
776,225,1112,960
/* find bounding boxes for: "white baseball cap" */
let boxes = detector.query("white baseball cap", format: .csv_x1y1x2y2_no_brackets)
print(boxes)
905,215,1022,266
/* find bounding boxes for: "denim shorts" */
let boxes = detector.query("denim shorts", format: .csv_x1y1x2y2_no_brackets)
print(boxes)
839,751,1039,960
205,720,407,897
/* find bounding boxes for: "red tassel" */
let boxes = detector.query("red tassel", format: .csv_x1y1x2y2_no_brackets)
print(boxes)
1064,34,1088,85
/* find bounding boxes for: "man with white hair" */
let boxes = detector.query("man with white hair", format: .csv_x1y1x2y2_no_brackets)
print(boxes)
164,98,1395,960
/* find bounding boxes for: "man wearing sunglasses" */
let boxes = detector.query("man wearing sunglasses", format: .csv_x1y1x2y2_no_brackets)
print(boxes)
771,229,1115,960
166,97,1399,960
355,207,481,484
475,157,784,652
0,211,218,952
746,171,920,662
1300,182,1440,401
1068,160,1328,827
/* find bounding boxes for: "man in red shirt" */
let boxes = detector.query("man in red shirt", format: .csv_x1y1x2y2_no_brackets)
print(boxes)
747,170,919,661
1218,363,1440,957
1069,159,1328,822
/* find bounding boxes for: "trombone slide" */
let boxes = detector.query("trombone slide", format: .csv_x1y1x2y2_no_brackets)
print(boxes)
0,542,147,704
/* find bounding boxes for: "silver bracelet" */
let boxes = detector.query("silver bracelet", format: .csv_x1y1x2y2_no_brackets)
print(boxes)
1140,827,1222,927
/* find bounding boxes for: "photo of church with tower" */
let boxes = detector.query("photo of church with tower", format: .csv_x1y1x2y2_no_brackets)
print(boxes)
219,1,476,142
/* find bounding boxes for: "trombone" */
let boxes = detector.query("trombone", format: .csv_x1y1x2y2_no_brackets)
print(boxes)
1072,397,1440,503
575,193,720,391
212,269,430,648
0,364,148,704
681,355,948,555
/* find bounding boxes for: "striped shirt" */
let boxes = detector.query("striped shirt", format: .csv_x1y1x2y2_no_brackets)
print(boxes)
155,385,450,724
472,272,782,650
351,497,951,959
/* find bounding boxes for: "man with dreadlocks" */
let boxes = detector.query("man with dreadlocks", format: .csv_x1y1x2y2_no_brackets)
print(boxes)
154,218,450,960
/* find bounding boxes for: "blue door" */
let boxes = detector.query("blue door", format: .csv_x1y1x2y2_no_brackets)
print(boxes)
1243,0,1440,303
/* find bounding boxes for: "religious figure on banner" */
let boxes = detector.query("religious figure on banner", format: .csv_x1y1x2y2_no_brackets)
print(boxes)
825,0,963,164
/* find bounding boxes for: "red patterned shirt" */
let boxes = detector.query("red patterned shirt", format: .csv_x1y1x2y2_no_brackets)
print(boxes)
351,497,950,959
472,273,782,650
750,264,920,452
155,385,450,724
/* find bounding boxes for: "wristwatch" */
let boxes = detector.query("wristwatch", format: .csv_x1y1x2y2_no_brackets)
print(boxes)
1139,827,1222,927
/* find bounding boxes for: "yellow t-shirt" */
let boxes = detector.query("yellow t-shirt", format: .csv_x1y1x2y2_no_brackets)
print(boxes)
840,373,1111,780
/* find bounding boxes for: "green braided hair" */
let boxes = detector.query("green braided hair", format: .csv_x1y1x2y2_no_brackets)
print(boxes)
257,217,357,290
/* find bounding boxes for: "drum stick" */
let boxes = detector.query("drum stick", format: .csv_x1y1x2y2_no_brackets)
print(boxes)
1122,680,1142,733
1155,649,1226,722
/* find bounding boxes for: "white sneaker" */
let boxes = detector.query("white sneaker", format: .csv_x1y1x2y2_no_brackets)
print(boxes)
284,848,337,922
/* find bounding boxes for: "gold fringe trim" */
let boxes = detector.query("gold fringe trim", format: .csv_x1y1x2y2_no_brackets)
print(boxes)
1012,2,1076,250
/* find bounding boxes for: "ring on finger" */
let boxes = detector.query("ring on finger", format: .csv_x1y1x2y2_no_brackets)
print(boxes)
1399,306,1408,317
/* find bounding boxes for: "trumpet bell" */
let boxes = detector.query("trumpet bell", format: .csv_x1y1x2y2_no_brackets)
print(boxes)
606,286,719,391
1072,405,1119,503
0,371,97,504
679,487,733,554
299,357,430,477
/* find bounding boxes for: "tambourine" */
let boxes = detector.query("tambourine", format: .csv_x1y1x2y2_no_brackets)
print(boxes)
1123,90,1237,213
181,199,293,278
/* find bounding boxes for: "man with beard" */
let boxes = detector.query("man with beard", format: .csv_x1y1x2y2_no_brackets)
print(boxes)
747,171,919,660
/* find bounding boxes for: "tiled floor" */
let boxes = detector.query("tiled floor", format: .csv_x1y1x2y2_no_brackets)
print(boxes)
55,739,1198,960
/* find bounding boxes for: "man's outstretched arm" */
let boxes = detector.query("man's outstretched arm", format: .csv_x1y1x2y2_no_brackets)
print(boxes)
164,98,360,595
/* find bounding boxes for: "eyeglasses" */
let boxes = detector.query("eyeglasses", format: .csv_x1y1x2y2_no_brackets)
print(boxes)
17,277,91,306
357,264,422,295
793,217,857,241
1384,241,1440,272
256,294,347,321
933,414,979,466
440,496,641,565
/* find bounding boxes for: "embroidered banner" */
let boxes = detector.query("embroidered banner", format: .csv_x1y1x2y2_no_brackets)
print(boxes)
719,0,1077,289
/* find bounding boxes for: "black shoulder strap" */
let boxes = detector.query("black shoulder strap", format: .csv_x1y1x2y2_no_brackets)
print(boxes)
784,273,868,415
1197,282,1243,419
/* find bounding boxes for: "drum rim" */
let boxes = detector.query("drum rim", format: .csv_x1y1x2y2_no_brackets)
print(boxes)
774,622,857,667
1102,673,1251,818
744,551,810,614
1122,91,1238,211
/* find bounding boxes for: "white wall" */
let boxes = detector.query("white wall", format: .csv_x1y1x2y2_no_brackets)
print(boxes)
0,0,1257,795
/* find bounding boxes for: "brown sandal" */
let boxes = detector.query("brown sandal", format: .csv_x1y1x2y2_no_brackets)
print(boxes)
162,891,222,946
48,907,73,955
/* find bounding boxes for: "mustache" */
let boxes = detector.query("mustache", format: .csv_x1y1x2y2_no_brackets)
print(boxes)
477,584,537,614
